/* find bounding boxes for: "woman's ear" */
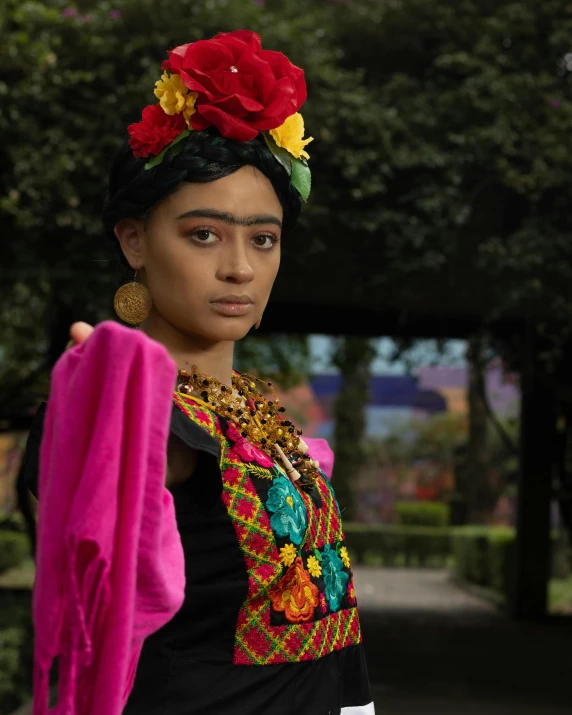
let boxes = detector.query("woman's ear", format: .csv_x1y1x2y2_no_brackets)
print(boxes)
114,218,146,269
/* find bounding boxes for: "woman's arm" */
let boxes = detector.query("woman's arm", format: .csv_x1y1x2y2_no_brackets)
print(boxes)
68,322,194,489
166,432,197,489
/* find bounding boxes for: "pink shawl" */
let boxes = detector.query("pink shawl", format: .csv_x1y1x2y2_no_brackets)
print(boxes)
33,321,185,715
305,438,334,480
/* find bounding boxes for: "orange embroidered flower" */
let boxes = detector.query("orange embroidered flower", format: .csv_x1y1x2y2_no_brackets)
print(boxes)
270,557,319,623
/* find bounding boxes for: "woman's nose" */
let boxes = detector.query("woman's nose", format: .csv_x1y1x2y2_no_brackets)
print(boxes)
217,241,255,283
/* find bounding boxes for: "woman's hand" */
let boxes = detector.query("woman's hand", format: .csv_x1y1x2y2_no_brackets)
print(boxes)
65,321,94,350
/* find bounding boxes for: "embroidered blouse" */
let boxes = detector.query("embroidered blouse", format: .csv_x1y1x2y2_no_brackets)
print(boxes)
24,392,374,715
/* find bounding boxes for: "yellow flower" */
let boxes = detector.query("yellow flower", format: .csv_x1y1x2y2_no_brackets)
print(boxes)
280,543,297,567
270,113,313,160
340,546,351,569
154,72,198,126
306,555,322,578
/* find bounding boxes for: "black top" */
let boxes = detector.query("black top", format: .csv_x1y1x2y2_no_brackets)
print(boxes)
24,395,373,715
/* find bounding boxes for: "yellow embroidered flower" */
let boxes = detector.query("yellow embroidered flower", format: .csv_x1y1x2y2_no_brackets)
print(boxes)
270,113,313,160
340,546,351,569
280,543,297,567
154,72,198,126
306,555,322,578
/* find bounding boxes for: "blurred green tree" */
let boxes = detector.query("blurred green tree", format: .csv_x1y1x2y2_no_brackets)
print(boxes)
331,337,376,518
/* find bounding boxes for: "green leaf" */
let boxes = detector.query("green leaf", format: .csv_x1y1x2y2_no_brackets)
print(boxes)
263,131,293,176
144,129,190,170
290,158,311,201
314,548,323,562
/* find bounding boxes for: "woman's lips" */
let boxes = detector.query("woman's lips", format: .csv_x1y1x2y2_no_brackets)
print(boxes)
210,301,254,316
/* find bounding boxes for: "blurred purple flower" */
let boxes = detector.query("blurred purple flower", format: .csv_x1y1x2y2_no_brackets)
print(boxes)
253,0,265,6
551,98,562,109
109,9,121,19
62,7,77,18
79,13,92,23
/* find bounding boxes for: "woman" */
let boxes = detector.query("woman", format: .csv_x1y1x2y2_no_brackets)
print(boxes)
25,30,374,715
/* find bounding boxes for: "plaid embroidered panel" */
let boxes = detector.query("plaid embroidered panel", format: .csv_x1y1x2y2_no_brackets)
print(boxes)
174,392,224,442
173,393,362,666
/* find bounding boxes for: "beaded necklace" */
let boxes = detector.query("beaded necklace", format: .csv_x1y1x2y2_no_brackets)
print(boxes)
176,367,320,491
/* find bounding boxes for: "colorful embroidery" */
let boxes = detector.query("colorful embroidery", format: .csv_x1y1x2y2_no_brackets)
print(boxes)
226,423,274,468
347,581,357,607
248,464,275,480
306,554,322,578
266,476,307,545
269,557,319,623
174,394,362,666
174,392,224,442
321,545,349,611
279,543,297,567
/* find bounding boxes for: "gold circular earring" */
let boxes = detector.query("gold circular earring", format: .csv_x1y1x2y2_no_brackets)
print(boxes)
113,269,153,325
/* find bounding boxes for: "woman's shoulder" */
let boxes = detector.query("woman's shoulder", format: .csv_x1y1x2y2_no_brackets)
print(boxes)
22,397,222,499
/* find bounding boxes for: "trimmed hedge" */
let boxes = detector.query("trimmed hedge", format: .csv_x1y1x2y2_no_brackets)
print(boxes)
344,523,451,567
0,532,29,574
395,501,450,527
451,526,515,603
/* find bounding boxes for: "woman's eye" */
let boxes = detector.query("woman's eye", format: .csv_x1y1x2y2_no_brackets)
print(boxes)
191,229,218,244
252,234,277,249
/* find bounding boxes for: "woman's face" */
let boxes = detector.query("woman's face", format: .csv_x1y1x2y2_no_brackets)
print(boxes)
117,165,283,343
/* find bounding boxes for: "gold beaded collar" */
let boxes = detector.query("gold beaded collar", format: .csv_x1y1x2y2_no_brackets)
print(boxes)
176,366,320,490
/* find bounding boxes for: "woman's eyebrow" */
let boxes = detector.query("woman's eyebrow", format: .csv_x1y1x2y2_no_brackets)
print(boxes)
176,208,282,229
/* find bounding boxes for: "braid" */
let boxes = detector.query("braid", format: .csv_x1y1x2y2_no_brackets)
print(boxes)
102,129,301,263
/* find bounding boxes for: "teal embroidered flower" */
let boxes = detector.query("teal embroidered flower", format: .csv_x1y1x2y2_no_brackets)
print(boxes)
321,544,349,611
266,476,307,545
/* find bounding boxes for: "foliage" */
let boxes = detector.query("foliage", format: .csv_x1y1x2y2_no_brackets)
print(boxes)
549,575,572,615
365,406,519,523
234,334,311,390
344,522,451,568
0,0,348,418
0,590,33,713
0,512,26,533
0,532,29,573
331,337,376,519
369,412,468,466
328,0,572,340
0,626,25,714
3,0,572,418
452,525,516,603
395,500,450,527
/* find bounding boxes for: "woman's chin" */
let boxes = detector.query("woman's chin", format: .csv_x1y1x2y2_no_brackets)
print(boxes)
202,318,256,343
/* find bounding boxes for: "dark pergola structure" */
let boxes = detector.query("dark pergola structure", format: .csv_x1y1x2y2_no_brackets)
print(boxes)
260,234,557,622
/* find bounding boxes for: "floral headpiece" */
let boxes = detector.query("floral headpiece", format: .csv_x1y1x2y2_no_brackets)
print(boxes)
128,30,313,200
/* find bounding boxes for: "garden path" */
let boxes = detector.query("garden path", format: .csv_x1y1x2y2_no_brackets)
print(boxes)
354,567,572,715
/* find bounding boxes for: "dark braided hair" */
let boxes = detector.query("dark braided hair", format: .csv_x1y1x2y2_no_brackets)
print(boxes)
102,128,302,266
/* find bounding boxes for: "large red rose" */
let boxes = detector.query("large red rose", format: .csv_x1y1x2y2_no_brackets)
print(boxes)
128,103,186,158
163,30,306,142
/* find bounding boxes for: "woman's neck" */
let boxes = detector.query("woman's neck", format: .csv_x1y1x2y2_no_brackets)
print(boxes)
141,312,235,386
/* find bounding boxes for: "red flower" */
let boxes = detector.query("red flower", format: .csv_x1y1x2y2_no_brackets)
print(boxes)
270,557,319,623
163,30,306,142
128,104,186,158
347,581,357,607
226,424,274,468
